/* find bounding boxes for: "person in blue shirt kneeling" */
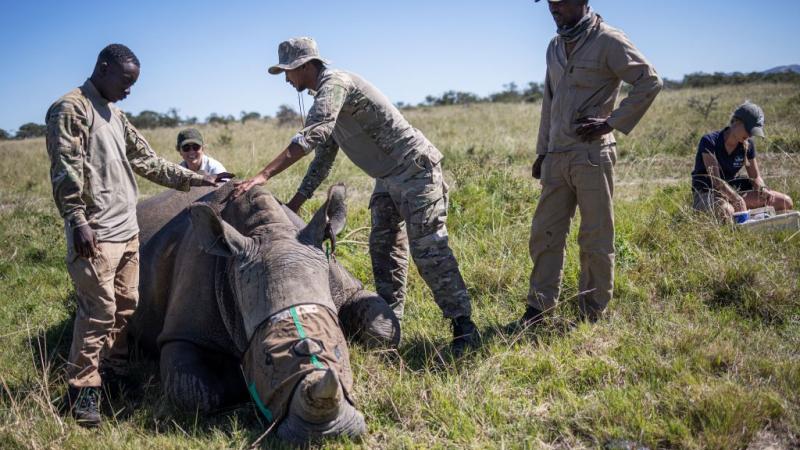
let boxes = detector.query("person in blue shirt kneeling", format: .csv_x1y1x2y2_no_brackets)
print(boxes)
691,102,793,222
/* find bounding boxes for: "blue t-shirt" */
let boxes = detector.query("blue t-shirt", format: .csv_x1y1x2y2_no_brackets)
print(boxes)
691,127,756,191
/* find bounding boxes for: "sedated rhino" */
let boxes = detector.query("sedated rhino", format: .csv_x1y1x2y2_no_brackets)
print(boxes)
129,182,400,444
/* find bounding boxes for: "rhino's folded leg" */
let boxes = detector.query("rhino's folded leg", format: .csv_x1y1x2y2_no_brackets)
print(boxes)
338,291,401,349
160,341,248,414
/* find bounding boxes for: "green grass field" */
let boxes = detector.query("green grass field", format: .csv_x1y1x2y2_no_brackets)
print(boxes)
1,83,799,449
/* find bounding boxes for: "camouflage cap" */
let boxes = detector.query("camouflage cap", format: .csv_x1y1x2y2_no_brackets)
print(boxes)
268,37,330,75
732,102,766,138
177,128,204,148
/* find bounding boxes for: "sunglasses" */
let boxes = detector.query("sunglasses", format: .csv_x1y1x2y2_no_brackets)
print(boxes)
180,143,202,152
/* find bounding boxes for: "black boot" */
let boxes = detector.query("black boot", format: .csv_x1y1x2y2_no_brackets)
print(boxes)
451,316,481,358
66,386,101,427
519,306,545,330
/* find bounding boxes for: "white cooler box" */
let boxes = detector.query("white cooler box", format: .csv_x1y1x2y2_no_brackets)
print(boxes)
737,210,800,232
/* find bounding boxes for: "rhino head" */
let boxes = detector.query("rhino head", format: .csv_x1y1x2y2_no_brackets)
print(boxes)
189,184,366,444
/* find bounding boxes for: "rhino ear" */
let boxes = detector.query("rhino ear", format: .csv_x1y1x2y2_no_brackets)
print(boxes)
190,203,256,258
299,184,347,247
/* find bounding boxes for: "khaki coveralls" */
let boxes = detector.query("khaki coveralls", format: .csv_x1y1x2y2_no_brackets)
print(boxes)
529,14,662,318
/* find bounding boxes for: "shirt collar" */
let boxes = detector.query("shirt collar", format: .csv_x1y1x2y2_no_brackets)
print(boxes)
307,67,330,97
80,79,109,105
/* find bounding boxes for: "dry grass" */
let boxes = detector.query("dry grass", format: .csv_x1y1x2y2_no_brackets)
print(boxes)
1,83,799,449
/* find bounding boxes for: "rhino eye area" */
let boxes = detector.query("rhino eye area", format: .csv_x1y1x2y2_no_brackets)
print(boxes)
292,338,324,357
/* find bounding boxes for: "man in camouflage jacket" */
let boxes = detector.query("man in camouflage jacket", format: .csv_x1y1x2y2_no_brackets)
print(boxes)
233,37,479,358
45,44,226,426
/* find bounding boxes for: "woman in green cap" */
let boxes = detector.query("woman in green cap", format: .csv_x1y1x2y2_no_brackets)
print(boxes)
691,102,793,221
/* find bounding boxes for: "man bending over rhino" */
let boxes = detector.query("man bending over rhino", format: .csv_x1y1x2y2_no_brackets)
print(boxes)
45,43,229,427
234,37,480,357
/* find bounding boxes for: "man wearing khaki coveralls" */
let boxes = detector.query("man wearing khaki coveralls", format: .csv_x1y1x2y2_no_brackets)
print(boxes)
46,44,225,427
234,37,479,357
523,0,662,325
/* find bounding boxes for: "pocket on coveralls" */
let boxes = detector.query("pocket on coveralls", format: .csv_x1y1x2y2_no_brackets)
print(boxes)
580,147,614,190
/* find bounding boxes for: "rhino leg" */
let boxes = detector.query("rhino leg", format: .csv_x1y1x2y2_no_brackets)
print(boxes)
160,341,248,413
338,291,401,349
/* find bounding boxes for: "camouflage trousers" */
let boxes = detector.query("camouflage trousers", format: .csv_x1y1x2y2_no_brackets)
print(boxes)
65,235,139,387
369,152,471,319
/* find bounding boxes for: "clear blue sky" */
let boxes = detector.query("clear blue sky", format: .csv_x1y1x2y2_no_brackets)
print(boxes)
1,0,798,133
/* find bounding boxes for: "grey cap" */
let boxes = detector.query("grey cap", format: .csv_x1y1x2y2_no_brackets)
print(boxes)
732,102,766,138
177,128,204,148
268,37,330,75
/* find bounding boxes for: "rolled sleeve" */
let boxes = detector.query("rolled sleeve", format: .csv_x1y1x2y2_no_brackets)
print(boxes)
297,139,340,199
120,112,204,191
45,100,89,228
297,82,347,152
605,33,663,135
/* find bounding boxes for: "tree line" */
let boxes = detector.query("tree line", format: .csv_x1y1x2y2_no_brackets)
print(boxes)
1,107,296,141
414,70,800,108
3,70,798,140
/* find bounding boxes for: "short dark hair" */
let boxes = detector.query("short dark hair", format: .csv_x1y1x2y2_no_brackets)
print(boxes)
97,44,140,68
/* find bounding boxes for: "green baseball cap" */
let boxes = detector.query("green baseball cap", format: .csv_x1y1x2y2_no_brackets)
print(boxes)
268,37,330,75
177,128,204,148
732,102,766,138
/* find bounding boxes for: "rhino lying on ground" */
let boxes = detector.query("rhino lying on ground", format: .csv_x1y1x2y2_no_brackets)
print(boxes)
129,182,400,443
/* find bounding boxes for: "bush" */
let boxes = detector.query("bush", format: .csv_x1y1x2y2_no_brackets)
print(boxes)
240,111,262,123
206,113,236,126
126,108,181,129
276,104,300,127
14,123,47,139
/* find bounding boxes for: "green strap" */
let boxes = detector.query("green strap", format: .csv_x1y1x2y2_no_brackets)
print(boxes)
289,306,326,370
247,381,273,422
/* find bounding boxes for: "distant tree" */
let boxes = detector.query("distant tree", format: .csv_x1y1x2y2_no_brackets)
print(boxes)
128,110,162,129
184,116,198,125
240,111,262,123
489,82,525,103
522,82,544,103
422,91,483,106
439,91,481,105
276,105,300,127
680,71,800,89
126,108,181,129
164,108,181,128
15,122,47,139
206,113,235,125
0,129,10,140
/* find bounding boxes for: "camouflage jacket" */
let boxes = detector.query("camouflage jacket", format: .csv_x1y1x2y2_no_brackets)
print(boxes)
295,69,441,199
45,79,206,245
537,14,662,155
